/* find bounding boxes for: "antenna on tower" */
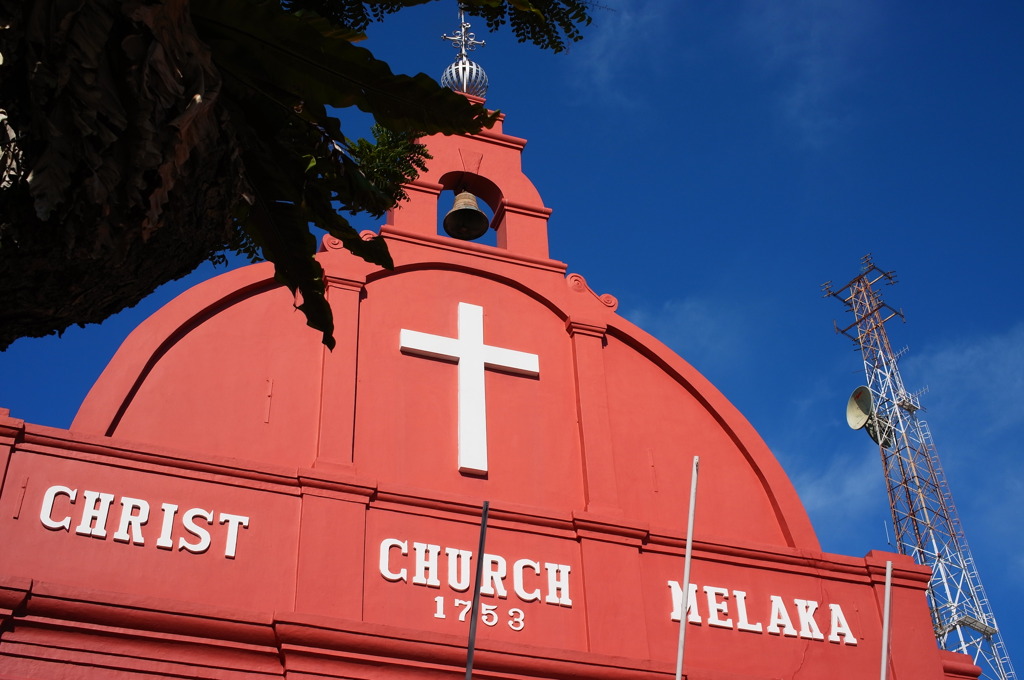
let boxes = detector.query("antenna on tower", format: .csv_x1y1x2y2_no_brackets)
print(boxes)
826,258,1017,680
441,4,489,98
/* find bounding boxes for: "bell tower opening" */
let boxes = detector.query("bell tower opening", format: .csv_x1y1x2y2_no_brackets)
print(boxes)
436,171,501,246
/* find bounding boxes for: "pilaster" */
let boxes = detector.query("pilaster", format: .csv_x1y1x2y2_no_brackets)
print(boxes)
315,263,366,469
566,319,620,515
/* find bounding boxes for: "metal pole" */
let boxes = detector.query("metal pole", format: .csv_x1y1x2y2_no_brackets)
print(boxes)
880,560,893,680
465,500,490,680
675,456,700,680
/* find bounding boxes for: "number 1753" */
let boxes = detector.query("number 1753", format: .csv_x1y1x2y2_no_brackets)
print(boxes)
434,596,525,631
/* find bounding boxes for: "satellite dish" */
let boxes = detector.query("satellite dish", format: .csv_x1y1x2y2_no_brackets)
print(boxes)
846,386,872,430
845,386,896,447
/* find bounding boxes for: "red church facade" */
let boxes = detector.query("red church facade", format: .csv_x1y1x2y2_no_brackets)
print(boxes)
0,109,978,679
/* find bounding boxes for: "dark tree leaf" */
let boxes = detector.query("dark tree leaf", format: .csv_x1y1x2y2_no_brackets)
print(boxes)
0,0,592,350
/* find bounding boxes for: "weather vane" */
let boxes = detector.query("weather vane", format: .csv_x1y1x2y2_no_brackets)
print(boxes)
440,4,489,98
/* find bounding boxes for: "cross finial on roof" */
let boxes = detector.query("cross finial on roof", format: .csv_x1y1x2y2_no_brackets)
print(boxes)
440,4,489,98
442,4,485,58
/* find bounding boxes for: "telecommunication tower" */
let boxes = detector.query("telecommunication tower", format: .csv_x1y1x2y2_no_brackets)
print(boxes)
823,254,1016,680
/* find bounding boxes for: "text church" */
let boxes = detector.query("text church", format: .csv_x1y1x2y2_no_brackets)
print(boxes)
0,14,980,680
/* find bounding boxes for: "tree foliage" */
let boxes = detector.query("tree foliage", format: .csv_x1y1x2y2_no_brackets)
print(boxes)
0,0,591,350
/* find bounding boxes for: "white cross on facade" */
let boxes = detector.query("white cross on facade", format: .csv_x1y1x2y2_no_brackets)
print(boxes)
399,302,540,474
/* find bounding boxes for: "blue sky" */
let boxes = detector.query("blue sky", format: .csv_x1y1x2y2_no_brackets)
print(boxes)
2,0,1022,663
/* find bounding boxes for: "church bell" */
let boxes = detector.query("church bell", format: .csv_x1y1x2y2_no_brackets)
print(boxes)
442,191,490,241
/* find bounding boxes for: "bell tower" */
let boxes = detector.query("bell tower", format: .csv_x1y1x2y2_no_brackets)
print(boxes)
383,9,553,260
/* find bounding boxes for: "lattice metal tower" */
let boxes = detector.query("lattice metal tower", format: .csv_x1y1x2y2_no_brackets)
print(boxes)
823,255,1015,680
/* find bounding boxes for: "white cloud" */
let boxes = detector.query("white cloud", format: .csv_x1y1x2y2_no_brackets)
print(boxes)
566,0,678,108
785,443,891,554
903,322,1024,439
791,448,881,517
897,322,1024,580
624,295,750,378
737,0,876,147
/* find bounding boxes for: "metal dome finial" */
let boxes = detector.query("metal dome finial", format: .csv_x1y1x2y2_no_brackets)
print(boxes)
441,4,488,98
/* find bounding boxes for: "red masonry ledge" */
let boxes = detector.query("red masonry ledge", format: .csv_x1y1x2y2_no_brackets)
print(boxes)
0,577,281,679
2,576,700,680
275,611,678,680
0,408,25,448
7,576,978,680
1,577,276,646
938,650,982,680
0,574,31,621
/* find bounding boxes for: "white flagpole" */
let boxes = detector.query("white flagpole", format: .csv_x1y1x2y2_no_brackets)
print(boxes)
465,500,490,680
675,456,700,680
880,560,893,680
